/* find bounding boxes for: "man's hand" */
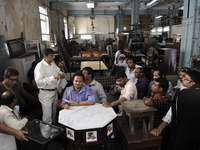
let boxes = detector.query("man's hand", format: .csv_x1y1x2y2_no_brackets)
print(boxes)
150,128,161,136
68,101,78,106
102,102,112,107
144,98,152,106
62,104,70,109
53,73,60,79
14,130,28,141
60,73,66,79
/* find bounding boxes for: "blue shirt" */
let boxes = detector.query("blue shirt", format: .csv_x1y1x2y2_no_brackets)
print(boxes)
61,85,95,105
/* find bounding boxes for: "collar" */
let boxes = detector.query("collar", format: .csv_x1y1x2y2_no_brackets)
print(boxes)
89,79,96,86
71,85,87,94
137,75,144,82
42,59,55,67
0,105,13,112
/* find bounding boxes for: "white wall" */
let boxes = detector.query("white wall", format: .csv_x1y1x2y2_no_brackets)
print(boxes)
74,16,114,34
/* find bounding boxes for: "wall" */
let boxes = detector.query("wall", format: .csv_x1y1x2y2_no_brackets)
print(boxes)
74,16,114,34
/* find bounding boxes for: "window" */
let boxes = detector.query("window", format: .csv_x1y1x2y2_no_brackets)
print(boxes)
63,18,68,39
39,6,50,41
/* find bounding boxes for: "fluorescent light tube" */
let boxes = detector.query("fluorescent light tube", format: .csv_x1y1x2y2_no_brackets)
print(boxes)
86,2,94,8
146,0,157,7
155,15,163,19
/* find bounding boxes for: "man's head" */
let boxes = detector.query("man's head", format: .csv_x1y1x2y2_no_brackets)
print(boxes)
72,71,85,89
115,70,127,87
42,48,56,64
153,67,165,80
127,55,136,69
82,67,94,80
152,78,169,94
0,90,16,106
3,67,19,87
134,68,143,79
125,55,129,64
119,54,125,63
179,67,191,82
182,70,200,89
118,47,123,52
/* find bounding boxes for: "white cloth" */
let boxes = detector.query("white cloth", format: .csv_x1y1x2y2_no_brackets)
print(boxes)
125,64,142,84
114,51,121,65
174,79,186,91
162,107,172,124
57,78,68,94
118,80,138,101
116,60,128,68
34,59,63,124
0,105,28,150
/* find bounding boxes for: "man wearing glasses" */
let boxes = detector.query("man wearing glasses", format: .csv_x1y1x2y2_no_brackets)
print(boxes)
174,67,191,90
0,67,42,121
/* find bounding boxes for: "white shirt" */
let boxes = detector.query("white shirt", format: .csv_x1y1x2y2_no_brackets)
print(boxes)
118,80,138,101
0,105,28,150
114,51,121,65
116,60,128,68
34,59,63,89
125,64,142,84
174,79,187,91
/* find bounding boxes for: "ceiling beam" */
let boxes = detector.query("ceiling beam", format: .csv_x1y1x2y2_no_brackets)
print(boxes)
68,9,171,16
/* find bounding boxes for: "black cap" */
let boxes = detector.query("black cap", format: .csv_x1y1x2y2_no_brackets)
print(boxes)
42,48,57,56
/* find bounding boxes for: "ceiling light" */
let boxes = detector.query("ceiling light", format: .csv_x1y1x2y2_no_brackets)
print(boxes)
155,15,163,19
86,2,94,8
146,0,157,7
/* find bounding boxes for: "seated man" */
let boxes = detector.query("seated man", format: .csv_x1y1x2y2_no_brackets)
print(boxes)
0,90,28,150
134,68,149,99
174,67,191,90
115,54,127,68
147,67,173,100
61,71,95,109
0,67,42,121
82,67,107,103
144,77,169,128
102,70,138,107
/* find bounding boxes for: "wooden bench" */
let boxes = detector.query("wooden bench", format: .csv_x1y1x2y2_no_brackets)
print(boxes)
116,116,162,150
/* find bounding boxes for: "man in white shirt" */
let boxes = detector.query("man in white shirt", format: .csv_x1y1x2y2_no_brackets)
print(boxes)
125,55,142,84
114,48,122,65
102,70,137,107
115,54,128,68
35,48,66,124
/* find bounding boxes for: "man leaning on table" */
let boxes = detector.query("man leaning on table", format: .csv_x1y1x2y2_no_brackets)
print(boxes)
61,71,95,109
102,70,138,107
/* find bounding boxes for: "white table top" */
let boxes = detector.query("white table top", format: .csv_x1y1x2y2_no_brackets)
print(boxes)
58,103,117,130
80,61,108,70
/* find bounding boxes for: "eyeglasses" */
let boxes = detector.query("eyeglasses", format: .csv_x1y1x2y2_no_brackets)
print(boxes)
181,67,191,72
183,77,193,82
7,77,18,82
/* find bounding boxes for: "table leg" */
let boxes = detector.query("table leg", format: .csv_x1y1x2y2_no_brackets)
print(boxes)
129,116,135,134
148,112,154,131
122,110,126,124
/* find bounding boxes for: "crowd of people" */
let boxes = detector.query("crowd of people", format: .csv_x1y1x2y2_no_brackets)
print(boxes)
0,47,200,150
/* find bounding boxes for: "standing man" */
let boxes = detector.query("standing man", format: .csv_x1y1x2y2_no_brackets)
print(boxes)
82,67,107,103
61,71,95,109
147,67,173,100
114,47,122,65
125,55,142,84
35,48,66,124
134,68,149,99
174,67,191,90
102,70,137,108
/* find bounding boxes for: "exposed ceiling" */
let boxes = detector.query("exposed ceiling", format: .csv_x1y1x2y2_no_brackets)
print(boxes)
50,0,184,16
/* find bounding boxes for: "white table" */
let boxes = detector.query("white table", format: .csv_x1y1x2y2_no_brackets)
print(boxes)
58,104,117,150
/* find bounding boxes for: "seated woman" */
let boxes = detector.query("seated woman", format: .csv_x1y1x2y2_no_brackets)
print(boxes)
0,90,28,150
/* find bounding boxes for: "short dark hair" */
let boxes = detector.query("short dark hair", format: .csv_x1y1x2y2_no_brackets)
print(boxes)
155,78,169,93
0,90,15,106
82,67,94,79
119,47,123,51
127,55,136,63
186,70,200,84
136,67,143,73
153,67,165,78
4,67,19,78
72,71,85,81
115,70,127,79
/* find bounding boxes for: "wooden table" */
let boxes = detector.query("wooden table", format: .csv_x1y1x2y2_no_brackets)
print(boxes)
80,61,108,70
116,116,162,150
121,100,157,134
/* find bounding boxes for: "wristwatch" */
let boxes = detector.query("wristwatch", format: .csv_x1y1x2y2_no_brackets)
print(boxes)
78,102,79,106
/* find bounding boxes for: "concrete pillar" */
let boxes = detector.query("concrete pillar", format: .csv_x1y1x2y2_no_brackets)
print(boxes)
131,0,140,30
118,6,123,34
169,14,173,38
179,0,200,69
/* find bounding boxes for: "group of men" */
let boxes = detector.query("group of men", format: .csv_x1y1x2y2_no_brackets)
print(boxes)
1,47,200,150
